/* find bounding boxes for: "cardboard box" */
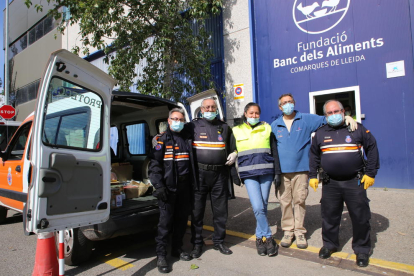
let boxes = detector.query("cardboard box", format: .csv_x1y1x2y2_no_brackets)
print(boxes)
124,181,151,199
111,163,133,182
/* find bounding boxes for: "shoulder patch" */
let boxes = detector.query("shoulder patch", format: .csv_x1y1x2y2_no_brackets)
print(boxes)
155,143,162,150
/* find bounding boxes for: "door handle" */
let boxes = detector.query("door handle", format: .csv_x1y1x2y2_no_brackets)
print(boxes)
42,176,57,183
15,165,21,172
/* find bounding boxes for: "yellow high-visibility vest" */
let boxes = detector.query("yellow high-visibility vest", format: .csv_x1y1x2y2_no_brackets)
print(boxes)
233,122,272,154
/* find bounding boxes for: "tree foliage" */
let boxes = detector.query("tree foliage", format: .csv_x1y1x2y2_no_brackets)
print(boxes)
25,0,223,102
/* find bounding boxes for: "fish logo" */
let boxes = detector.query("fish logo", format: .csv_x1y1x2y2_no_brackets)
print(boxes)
293,0,350,34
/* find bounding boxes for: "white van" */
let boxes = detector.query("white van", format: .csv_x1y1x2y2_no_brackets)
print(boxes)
0,49,223,265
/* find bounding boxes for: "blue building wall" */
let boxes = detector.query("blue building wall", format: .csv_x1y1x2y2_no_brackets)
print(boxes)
251,0,414,188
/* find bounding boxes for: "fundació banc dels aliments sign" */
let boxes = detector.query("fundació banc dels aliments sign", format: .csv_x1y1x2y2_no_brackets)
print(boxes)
252,0,414,188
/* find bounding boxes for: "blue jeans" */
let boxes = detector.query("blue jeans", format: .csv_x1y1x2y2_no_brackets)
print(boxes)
244,174,273,238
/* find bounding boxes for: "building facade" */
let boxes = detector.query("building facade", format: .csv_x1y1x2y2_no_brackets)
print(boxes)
4,0,414,189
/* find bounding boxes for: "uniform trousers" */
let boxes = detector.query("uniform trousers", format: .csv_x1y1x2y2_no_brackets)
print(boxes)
155,175,191,256
321,178,371,254
191,167,228,245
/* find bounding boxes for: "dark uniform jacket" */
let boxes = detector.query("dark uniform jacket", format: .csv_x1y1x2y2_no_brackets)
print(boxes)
309,123,379,180
149,127,197,192
185,118,237,196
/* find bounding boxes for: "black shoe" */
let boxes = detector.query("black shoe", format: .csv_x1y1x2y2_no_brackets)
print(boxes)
190,244,203,259
318,247,336,259
265,237,278,257
356,253,369,267
171,248,192,261
213,243,233,255
256,238,267,256
157,256,171,273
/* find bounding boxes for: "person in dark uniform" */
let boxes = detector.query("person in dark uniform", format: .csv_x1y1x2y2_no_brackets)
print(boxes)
149,108,197,273
189,97,237,258
309,100,379,268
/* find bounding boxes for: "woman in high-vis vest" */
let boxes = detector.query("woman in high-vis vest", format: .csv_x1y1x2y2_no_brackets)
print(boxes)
232,102,281,257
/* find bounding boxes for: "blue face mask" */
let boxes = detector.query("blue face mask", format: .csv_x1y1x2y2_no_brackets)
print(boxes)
247,117,260,126
203,111,217,120
327,114,344,127
170,120,184,132
282,103,294,115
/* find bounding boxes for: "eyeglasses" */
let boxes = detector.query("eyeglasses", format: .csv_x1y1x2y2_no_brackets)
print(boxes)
280,100,294,106
170,117,185,123
325,109,343,116
201,105,217,111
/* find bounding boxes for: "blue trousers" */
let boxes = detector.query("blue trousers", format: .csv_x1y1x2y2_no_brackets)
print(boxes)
244,174,273,238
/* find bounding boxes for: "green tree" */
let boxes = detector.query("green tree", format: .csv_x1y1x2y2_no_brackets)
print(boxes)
25,0,223,102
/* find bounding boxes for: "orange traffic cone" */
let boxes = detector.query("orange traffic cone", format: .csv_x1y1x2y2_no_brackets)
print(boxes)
32,232,59,276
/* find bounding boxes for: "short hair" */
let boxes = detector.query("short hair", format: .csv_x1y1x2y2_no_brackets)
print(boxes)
323,100,344,115
200,97,217,108
278,93,295,106
169,107,185,118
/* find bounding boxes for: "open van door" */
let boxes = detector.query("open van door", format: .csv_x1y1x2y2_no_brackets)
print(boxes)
187,89,224,120
25,50,116,234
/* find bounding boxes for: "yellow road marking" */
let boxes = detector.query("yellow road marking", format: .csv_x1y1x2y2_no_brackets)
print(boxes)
104,257,135,271
195,222,414,275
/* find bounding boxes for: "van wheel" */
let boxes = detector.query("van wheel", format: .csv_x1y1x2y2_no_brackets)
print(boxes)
0,206,7,224
56,228,93,266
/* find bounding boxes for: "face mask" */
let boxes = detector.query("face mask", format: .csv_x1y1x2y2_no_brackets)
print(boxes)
170,121,184,132
327,114,344,127
203,111,217,120
345,111,351,116
247,117,260,125
282,103,294,115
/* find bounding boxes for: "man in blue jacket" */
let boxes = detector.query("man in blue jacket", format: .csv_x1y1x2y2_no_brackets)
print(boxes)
270,93,356,249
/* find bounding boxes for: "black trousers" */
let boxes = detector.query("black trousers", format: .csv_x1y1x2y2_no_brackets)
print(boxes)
321,178,371,254
191,168,228,245
155,176,191,256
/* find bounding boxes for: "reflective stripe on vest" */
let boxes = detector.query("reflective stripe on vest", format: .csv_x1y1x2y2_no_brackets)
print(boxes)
238,163,274,172
238,148,271,157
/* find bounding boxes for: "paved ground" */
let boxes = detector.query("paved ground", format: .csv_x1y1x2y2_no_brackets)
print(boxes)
204,185,414,271
1,185,413,275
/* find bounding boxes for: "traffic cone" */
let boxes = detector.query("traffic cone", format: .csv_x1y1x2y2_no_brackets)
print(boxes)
32,232,59,276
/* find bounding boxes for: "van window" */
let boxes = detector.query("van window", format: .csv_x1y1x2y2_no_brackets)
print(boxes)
0,125,19,151
42,77,103,151
126,122,149,155
110,126,119,156
8,123,31,160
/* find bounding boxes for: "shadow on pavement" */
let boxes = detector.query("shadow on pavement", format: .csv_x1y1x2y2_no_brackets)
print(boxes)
224,196,389,254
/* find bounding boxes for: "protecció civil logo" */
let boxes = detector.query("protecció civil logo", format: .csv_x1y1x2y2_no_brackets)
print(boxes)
293,0,350,34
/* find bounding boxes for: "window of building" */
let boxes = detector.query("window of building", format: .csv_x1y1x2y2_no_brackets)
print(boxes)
9,15,55,59
12,79,40,107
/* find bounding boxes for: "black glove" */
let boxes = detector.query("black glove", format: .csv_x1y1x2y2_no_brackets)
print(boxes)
233,177,241,186
274,174,282,189
153,187,169,202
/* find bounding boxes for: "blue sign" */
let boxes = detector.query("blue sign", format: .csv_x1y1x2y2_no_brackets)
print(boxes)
251,0,414,188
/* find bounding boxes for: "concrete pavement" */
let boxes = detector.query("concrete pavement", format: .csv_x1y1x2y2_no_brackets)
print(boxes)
198,185,414,275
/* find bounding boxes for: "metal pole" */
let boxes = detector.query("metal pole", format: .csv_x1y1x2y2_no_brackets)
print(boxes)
4,0,9,105
58,231,65,276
